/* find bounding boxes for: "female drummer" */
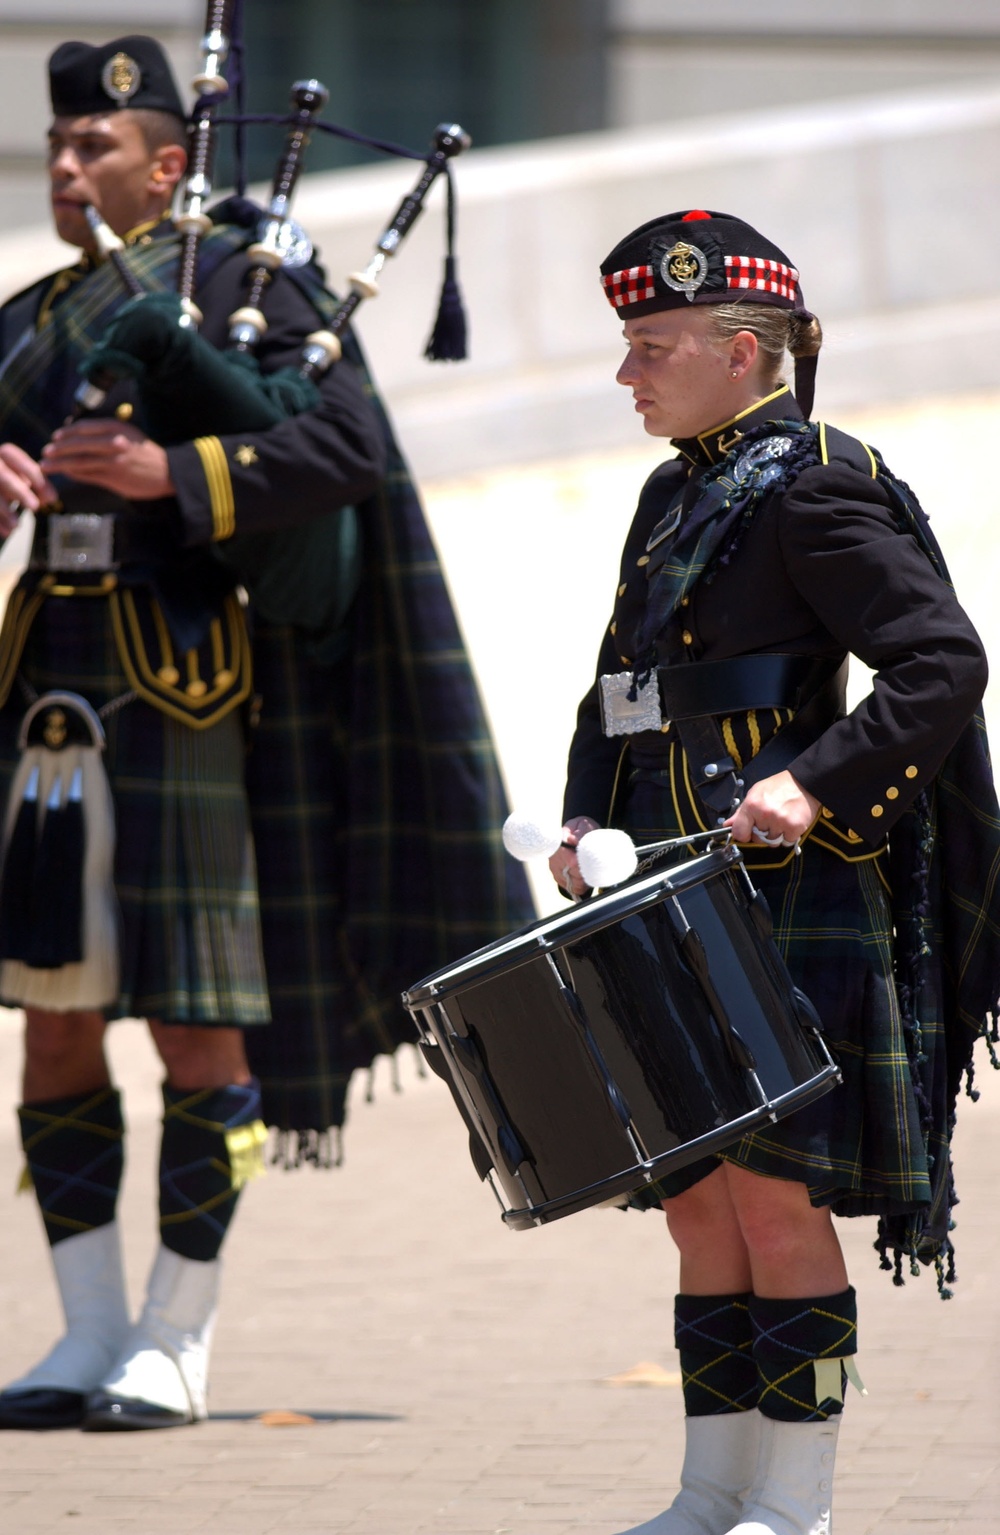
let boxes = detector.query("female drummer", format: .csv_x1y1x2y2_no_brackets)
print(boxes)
551,210,1000,1535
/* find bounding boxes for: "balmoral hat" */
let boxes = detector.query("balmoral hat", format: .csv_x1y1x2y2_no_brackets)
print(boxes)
49,35,186,119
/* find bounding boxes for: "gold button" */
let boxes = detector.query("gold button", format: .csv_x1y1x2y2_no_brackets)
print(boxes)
847,829,861,842
681,596,690,607
157,665,180,686
620,655,631,665
186,680,208,699
115,402,134,420
610,621,617,636
637,555,650,567
871,805,884,818
618,583,627,597
905,765,918,779
214,669,234,689
821,807,834,819
886,786,899,800
682,629,694,645
660,722,671,734
99,573,117,592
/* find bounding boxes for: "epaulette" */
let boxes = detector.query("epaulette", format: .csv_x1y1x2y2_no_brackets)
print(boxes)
817,422,877,479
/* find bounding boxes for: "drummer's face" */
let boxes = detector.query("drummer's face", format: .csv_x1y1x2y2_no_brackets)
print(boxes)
48,112,172,251
617,308,757,440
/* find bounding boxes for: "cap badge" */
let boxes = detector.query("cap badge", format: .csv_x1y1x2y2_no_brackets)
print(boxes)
660,240,708,302
101,52,142,107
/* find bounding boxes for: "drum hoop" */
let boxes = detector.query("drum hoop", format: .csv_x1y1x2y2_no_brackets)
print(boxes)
403,842,744,1007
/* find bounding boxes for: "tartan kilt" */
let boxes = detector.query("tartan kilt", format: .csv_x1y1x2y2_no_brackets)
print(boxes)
619,760,935,1222
242,620,405,1137
0,593,270,1027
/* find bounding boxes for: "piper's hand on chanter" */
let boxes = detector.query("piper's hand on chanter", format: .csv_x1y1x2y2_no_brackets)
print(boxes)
41,419,175,501
0,443,57,531
548,814,601,897
725,769,820,850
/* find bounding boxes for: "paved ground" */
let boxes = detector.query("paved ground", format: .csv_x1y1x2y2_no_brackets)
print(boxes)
1,392,1000,1533
0,1018,998,1535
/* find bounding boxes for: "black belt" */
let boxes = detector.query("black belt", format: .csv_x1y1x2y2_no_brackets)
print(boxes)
660,654,849,817
657,654,829,720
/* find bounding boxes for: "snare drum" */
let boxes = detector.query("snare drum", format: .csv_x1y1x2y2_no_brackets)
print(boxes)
403,842,840,1229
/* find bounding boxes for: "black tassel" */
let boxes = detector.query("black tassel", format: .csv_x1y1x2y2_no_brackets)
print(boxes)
424,166,468,361
424,254,467,361
25,771,85,969
0,763,40,961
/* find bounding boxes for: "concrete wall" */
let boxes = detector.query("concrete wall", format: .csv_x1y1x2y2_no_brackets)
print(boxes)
1,81,999,480
608,0,1000,130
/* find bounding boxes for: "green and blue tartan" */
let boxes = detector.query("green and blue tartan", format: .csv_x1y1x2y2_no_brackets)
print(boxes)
0,597,269,1026
243,354,536,1142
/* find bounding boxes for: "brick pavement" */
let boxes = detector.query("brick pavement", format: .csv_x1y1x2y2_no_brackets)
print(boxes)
0,1011,998,1535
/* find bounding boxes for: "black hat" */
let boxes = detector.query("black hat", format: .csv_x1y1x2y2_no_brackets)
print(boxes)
49,35,186,119
602,208,820,416
600,208,803,319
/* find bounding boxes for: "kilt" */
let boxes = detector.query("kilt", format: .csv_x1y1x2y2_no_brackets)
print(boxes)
620,759,935,1223
0,593,270,1027
243,620,400,1138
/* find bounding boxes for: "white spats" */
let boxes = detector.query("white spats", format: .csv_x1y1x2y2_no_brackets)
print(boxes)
725,1415,841,1535
615,1411,761,1535
91,1245,221,1425
3,1222,130,1394
576,828,639,890
501,813,563,862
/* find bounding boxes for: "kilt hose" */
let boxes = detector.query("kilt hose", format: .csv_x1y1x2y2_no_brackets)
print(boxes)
619,766,936,1233
0,594,269,1027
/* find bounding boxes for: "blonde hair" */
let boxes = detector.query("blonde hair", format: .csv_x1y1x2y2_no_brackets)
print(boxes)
706,302,823,390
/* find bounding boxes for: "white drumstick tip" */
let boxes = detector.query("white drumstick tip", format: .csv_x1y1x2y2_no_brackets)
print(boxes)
501,813,563,862
576,828,638,890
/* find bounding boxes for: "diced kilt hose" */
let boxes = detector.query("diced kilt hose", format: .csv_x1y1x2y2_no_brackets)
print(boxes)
0,592,270,1026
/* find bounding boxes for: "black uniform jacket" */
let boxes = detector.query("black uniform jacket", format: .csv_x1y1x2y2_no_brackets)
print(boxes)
0,217,386,552
564,391,987,848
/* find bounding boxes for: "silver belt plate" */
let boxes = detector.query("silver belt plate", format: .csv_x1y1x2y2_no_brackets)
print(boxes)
46,514,118,572
599,670,663,737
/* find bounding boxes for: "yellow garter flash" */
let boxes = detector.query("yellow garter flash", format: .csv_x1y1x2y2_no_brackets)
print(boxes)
225,1119,269,1189
193,435,236,541
813,1358,844,1406
16,1163,33,1194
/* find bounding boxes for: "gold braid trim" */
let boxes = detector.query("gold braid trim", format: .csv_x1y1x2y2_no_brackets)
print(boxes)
193,436,236,542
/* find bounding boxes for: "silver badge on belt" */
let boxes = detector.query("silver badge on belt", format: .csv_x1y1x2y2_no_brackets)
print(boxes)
599,671,663,737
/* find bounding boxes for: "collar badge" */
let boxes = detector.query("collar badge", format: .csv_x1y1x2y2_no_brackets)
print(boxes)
660,240,708,302
101,52,142,107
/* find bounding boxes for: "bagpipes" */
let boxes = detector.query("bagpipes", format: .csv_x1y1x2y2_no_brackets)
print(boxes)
0,1,472,1010
75,0,471,447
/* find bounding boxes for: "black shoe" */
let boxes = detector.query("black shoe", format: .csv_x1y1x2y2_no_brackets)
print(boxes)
82,1390,194,1431
0,1387,86,1430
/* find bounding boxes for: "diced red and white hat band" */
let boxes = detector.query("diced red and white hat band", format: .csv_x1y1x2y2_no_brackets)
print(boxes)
725,255,799,300
601,265,656,308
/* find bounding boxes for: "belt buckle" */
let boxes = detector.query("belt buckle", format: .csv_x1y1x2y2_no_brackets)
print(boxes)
46,513,118,572
599,671,664,737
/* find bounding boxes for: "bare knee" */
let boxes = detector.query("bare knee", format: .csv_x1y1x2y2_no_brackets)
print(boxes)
148,1022,250,1090
23,1009,109,1101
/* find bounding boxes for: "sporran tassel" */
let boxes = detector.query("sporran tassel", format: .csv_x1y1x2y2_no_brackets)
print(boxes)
0,694,119,1011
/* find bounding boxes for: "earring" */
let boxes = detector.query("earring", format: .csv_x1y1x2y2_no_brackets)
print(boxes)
731,370,739,379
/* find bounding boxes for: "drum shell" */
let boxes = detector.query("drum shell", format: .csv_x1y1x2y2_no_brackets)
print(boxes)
405,845,839,1228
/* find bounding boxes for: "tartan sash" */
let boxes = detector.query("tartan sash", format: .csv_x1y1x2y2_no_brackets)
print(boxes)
0,223,248,458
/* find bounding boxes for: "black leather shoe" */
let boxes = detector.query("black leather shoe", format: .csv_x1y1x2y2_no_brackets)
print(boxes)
0,1387,86,1430
82,1390,194,1431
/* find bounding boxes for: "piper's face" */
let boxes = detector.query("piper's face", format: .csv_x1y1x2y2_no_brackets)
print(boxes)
617,306,743,440
48,111,165,250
